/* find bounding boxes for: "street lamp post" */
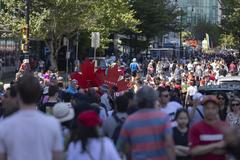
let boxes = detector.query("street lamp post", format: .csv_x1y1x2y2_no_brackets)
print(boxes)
75,32,79,71
175,0,183,58
25,0,30,58
180,13,183,56
76,32,79,62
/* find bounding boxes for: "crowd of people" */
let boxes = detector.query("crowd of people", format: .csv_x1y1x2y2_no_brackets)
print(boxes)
0,53,239,160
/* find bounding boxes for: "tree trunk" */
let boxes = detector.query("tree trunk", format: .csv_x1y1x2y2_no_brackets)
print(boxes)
50,40,57,69
47,33,63,70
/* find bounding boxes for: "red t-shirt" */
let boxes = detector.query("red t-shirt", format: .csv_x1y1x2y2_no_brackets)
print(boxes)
229,63,236,72
189,121,226,160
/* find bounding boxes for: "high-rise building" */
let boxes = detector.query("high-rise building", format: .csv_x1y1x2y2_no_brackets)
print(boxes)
173,0,221,25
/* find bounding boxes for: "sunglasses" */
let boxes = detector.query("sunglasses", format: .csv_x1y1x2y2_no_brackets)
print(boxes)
232,103,240,106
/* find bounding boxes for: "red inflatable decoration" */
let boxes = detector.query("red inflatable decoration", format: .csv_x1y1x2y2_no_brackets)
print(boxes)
71,59,129,92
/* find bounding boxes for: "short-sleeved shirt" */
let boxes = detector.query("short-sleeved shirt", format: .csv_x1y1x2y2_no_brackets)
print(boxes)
188,105,204,126
67,137,121,160
130,62,139,72
117,108,172,160
189,121,225,160
161,101,182,127
226,112,240,131
103,112,128,138
0,109,63,160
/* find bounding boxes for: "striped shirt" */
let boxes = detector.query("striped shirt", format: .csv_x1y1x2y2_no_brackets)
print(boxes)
117,108,172,160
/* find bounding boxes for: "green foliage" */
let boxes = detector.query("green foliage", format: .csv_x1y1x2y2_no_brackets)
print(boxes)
0,0,139,42
0,0,139,66
119,0,180,53
220,0,240,49
86,0,140,48
129,0,180,39
182,31,192,41
219,33,237,49
192,20,221,47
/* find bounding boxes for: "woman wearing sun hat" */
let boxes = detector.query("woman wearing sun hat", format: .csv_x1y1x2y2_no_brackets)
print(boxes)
67,110,121,160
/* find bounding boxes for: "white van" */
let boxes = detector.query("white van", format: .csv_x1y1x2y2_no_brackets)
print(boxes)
217,76,240,85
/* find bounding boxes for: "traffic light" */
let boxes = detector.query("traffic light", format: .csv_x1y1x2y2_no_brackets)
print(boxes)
21,25,29,53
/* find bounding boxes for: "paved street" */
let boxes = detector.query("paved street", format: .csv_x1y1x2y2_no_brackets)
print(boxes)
0,0,240,159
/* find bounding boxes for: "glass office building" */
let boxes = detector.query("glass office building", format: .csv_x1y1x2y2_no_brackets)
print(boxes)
173,0,221,26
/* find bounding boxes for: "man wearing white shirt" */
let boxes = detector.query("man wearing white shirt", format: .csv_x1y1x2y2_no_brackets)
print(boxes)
0,73,63,160
158,87,182,127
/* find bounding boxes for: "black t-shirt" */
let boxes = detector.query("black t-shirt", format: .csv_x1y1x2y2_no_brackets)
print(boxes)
173,127,191,160
219,69,227,77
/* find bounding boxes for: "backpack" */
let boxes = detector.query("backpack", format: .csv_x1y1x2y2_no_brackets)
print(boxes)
99,103,109,117
130,63,138,72
111,113,126,144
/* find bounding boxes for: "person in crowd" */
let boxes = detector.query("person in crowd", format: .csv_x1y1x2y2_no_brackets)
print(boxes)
130,58,140,77
53,102,75,150
156,61,162,75
185,81,198,107
117,86,175,160
147,60,155,76
124,90,138,115
66,79,79,94
100,84,113,112
223,126,240,159
86,88,107,121
226,97,240,131
19,59,31,73
217,92,229,121
0,85,19,119
158,87,182,126
103,95,128,143
170,88,182,105
39,85,59,114
188,92,204,126
218,65,227,77
0,73,63,160
173,109,191,160
67,110,121,160
187,61,194,71
189,95,226,160
229,61,237,74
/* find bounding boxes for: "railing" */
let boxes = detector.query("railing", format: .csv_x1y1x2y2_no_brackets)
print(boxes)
0,66,16,82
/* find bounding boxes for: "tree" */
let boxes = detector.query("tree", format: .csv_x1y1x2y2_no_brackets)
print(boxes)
182,31,192,41
121,0,180,54
130,0,180,39
0,0,139,67
192,20,221,47
220,0,240,50
219,33,237,49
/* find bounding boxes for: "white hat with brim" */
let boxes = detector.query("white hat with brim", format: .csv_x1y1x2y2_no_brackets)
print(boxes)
53,102,75,123
192,92,203,100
